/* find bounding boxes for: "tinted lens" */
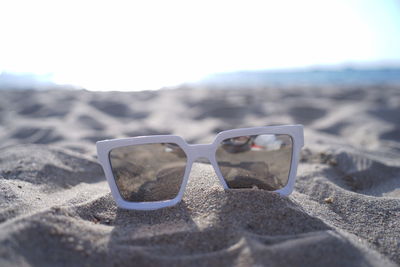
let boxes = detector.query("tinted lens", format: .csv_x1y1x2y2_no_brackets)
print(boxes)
216,134,292,191
109,143,187,202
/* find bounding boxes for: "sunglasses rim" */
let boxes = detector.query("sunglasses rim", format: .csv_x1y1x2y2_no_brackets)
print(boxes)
96,125,304,210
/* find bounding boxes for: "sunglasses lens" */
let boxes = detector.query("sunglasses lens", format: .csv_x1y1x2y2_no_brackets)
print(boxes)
216,134,292,191
109,143,187,202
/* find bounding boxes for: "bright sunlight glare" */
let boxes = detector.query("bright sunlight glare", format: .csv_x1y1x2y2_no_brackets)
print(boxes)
1,0,400,91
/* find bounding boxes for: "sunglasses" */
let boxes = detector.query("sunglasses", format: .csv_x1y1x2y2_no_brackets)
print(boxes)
96,125,304,210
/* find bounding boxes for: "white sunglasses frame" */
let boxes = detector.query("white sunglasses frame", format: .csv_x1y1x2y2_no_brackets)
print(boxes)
96,125,304,210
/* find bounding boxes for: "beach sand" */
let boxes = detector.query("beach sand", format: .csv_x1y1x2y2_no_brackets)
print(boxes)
0,85,399,266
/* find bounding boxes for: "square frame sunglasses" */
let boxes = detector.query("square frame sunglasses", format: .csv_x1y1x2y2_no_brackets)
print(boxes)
96,125,304,210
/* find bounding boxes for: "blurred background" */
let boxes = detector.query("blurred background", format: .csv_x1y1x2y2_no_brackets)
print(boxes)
1,0,400,91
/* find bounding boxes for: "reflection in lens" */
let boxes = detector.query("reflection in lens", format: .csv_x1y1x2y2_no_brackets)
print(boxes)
216,134,292,191
109,143,187,202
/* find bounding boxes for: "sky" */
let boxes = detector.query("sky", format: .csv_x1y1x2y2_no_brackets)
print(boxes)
0,0,400,91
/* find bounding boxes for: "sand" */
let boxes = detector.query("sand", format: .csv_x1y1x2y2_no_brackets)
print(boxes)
0,85,399,266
